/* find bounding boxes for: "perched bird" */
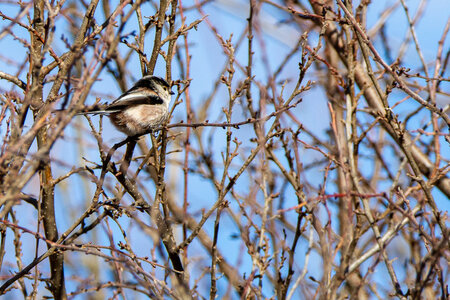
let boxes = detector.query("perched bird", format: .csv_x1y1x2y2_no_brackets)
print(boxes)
79,75,174,136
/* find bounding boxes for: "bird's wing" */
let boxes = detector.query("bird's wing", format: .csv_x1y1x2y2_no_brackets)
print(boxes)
106,88,164,112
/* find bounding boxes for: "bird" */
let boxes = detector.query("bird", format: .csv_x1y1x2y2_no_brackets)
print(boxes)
78,75,174,136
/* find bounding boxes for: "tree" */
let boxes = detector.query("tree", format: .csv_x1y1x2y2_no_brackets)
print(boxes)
0,0,448,299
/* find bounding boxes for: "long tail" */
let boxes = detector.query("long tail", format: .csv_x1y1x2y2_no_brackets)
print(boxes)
76,110,111,115
53,109,110,115
55,104,120,115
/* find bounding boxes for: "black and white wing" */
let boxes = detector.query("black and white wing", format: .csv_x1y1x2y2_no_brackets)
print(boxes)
104,87,164,113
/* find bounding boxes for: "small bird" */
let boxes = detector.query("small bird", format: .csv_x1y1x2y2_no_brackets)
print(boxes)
79,75,174,136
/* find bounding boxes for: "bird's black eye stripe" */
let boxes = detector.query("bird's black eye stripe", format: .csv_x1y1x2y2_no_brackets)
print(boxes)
128,76,172,97
132,76,170,91
152,76,170,88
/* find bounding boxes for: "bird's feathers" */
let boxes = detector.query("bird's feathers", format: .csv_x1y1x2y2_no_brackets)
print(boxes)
70,75,172,135
108,88,164,109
